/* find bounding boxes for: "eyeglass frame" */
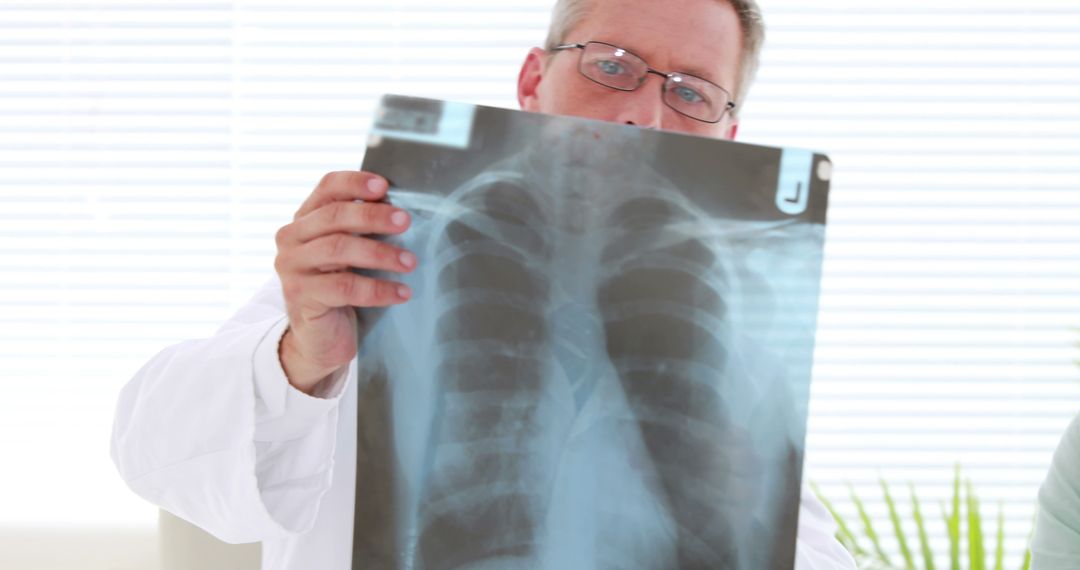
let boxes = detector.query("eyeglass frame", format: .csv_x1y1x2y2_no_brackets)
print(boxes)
548,40,738,124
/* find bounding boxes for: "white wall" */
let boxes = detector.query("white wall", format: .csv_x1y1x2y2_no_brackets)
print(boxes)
0,527,156,570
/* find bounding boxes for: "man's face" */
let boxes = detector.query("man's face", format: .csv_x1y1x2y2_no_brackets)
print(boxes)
518,0,744,140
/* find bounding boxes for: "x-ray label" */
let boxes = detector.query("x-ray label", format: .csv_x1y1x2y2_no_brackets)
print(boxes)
776,149,814,216
369,95,476,149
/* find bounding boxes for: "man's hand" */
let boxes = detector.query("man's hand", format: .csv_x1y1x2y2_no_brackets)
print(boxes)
273,171,416,395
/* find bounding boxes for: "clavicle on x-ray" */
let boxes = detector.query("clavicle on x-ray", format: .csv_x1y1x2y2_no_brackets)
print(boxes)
350,95,832,570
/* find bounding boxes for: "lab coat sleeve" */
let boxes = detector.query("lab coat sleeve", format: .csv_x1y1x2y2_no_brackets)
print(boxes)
110,275,354,544
1031,413,1080,569
794,483,859,570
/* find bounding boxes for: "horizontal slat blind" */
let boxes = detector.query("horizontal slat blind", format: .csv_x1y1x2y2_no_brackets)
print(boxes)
1,1,237,531
740,2,1080,566
1,3,1078,567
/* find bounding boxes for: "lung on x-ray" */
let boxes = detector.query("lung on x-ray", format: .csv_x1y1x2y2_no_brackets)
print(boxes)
350,95,832,570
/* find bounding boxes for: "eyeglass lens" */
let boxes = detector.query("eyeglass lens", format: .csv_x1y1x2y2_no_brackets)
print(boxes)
576,42,730,123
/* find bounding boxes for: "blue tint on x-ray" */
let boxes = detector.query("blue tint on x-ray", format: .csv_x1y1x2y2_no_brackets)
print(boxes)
351,96,832,570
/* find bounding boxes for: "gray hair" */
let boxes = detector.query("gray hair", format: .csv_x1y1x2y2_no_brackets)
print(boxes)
542,0,765,116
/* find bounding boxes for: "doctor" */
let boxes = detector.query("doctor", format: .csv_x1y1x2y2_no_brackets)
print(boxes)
111,0,857,568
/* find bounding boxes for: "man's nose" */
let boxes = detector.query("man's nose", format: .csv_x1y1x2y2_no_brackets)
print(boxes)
614,77,665,130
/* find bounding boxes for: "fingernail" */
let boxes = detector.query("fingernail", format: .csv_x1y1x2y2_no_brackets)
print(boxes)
396,285,411,299
367,177,386,195
390,210,409,227
399,251,416,268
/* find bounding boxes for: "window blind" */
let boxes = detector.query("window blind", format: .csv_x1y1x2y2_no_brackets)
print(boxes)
1,2,1077,566
742,3,1080,565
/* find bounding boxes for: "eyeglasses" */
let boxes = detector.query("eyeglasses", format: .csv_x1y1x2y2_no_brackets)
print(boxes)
549,41,736,124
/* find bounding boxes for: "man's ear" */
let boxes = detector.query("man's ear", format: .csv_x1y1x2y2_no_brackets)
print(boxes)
725,119,739,141
518,47,548,112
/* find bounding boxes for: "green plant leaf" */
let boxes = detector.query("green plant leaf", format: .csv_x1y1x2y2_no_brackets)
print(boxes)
812,481,864,556
1020,508,1036,570
881,479,916,569
968,480,986,570
821,467,1039,570
910,482,936,570
994,501,1006,570
945,465,961,570
851,483,893,567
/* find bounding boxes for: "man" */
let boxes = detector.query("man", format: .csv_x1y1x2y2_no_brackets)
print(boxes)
111,0,857,568
1032,412,1080,569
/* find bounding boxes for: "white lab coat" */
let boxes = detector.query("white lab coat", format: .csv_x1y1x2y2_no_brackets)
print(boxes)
111,275,858,570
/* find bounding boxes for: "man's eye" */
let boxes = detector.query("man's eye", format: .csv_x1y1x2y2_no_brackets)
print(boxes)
596,60,628,76
673,85,706,104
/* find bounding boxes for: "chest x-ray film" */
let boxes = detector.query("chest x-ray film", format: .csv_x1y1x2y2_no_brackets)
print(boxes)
350,95,832,570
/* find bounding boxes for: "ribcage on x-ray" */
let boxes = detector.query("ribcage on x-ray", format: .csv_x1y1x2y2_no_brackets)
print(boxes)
416,179,561,569
595,196,797,569
355,165,802,570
